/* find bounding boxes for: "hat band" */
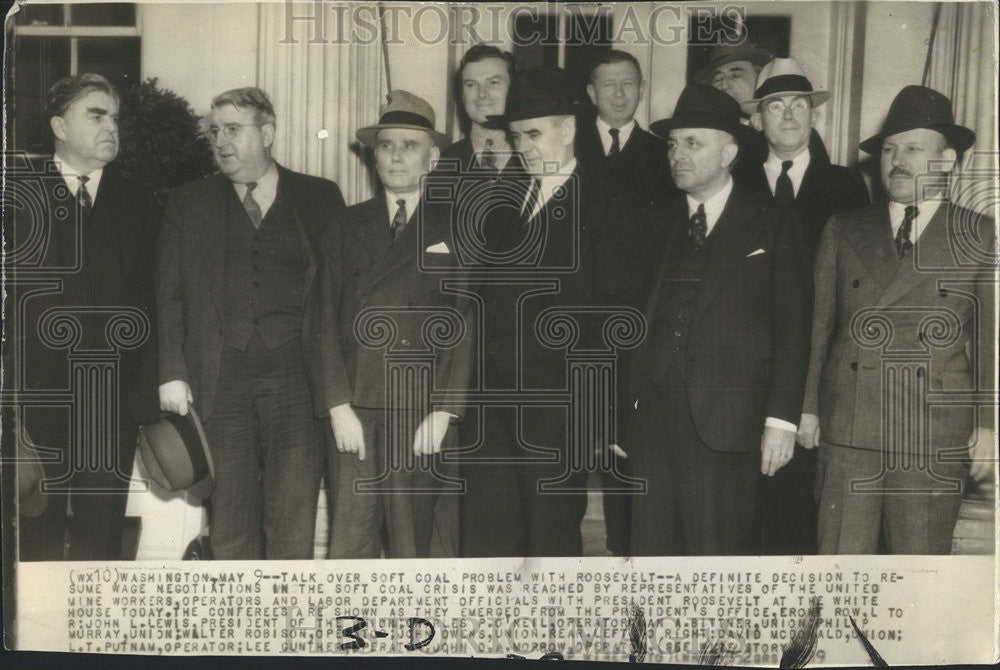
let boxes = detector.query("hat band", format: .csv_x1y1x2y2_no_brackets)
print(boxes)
166,413,211,483
379,110,434,130
755,74,814,99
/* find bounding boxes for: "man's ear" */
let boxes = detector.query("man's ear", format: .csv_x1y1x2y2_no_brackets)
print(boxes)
50,116,67,142
586,84,597,106
721,140,739,169
428,144,441,171
560,115,576,145
940,147,958,174
638,79,647,103
260,122,276,149
810,107,820,129
750,112,763,132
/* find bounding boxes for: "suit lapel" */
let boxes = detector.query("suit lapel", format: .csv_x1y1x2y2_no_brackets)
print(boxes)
842,204,900,296
796,161,821,205
276,167,319,307
642,198,688,321
878,202,955,306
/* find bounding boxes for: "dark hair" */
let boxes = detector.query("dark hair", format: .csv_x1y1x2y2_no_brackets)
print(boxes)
458,44,516,80
45,73,118,122
587,50,643,84
211,87,277,126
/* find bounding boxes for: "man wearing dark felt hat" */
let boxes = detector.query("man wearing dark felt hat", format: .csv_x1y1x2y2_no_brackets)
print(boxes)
157,87,346,559
459,66,643,557
799,85,996,554
617,83,811,556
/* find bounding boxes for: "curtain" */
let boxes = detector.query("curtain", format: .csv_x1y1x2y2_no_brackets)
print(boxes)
257,2,387,205
924,1,998,215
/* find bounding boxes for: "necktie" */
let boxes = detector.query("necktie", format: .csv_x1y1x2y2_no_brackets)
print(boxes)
895,205,917,259
391,198,408,239
521,178,541,225
480,138,497,171
689,203,707,249
76,175,93,218
608,128,621,157
242,181,262,228
774,160,795,204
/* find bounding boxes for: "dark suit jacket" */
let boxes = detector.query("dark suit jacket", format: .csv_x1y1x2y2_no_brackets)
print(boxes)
4,159,160,445
734,127,830,186
628,183,811,452
803,201,996,451
306,194,475,417
438,136,526,177
156,165,345,420
744,158,870,257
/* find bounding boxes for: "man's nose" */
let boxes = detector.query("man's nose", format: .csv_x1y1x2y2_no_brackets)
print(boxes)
782,105,795,120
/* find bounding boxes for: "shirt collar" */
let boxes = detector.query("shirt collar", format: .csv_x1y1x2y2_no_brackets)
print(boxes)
53,153,103,200
524,159,577,218
686,176,734,235
595,116,636,154
384,188,422,225
888,196,944,243
233,160,278,197
763,148,811,197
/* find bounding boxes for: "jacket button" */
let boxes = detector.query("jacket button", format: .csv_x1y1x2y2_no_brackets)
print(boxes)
401,338,411,346
939,289,948,297
852,279,860,288
850,362,858,371
916,368,924,378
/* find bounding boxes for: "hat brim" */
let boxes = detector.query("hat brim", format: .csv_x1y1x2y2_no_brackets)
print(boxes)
650,115,745,142
695,47,773,85
356,124,450,150
137,406,215,501
487,102,583,126
740,89,830,115
859,122,976,154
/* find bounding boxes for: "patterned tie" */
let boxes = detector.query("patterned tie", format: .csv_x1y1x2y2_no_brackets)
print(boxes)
608,128,621,158
76,175,93,218
689,203,707,249
895,205,918,259
391,198,408,239
242,181,262,228
774,160,795,205
480,138,497,171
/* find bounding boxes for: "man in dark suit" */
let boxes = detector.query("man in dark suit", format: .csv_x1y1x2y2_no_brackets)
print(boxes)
4,73,159,560
308,91,473,559
156,87,345,560
461,66,640,557
739,58,870,555
799,85,996,554
619,84,811,556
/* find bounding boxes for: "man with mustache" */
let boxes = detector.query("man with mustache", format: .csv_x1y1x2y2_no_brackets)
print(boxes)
620,84,810,556
799,85,996,554
740,58,870,555
157,87,346,559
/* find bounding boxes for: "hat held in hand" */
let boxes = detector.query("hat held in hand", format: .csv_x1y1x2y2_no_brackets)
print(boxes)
138,405,214,499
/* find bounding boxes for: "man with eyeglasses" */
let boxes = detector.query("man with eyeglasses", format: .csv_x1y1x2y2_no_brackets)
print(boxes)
740,59,869,555
156,87,346,559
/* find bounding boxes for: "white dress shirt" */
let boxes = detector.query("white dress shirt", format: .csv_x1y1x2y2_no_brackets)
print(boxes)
763,148,811,198
522,158,577,220
384,189,421,227
54,153,103,203
889,196,943,244
686,175,797,434
596,117,636,156
233,161,278,218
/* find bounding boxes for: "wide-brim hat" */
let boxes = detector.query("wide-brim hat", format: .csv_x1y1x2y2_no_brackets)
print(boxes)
138,406,214,500
740,57,831,115
860,85,975,154
487,65,582,125
650,83,745,141
695,44,773,85
357,89,450,150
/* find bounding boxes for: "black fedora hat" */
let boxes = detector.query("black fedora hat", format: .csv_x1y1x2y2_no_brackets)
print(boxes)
138,406,214,499
488,65,581,125
650,83,744,139
860,85,975,154
695,44,773,85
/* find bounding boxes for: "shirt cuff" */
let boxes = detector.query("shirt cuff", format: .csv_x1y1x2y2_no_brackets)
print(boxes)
765,417,798,433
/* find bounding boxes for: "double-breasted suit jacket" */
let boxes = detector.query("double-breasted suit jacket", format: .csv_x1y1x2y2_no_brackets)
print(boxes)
156,166,346,420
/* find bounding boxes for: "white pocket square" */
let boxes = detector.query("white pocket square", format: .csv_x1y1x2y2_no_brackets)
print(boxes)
746,248,766,257
425,242,451,254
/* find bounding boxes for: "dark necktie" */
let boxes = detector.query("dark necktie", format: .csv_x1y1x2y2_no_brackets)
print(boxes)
608,128,621,157
689,203,707,249
774,160,795,205
895,205,917,259
242,181,263,228
521,178,541,226
480,138,497,171
391,198,408,239
76,175,93,218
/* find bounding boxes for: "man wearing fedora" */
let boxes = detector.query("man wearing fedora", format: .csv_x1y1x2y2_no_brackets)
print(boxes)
308,90,473,559
741,58,870,555
799,85,996,554
461,65,640,557
696,44,830,181
157,87,346,560
619,83,811,556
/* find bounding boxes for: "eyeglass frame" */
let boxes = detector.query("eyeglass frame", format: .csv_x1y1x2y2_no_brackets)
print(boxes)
760,96,812,117
205,123,261,141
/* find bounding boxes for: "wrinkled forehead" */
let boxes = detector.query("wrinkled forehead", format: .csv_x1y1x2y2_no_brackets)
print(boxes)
593,60,642,84
64,88,119,115
668,127,733,144
210,103,259,125
375,127,434,146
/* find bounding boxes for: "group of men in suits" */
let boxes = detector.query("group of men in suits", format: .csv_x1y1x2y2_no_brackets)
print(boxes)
9,39,994,561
